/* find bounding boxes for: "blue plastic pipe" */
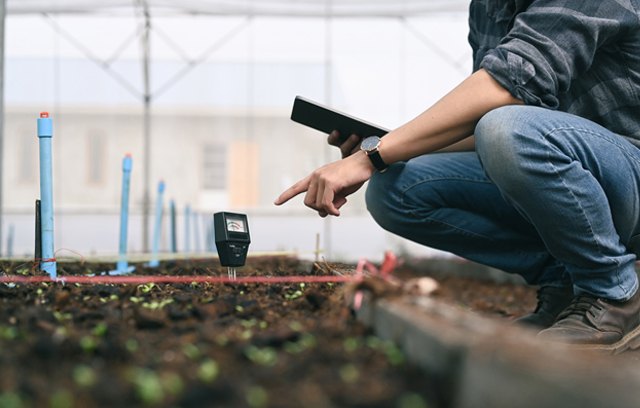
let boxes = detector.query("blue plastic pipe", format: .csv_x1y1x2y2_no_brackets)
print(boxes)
184,204,191,254
111,154,135,275
148,180,165,268
194,211,201,254
170,199,177,253
37,112,56,279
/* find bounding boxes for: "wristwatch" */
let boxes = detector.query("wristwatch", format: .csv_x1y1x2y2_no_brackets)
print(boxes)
360,136,388,172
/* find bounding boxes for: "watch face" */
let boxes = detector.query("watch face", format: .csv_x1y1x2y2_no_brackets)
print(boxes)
361,136,381,152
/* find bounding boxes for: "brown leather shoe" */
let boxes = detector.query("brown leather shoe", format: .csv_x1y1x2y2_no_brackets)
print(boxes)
537,289,640,353
514,285,574,329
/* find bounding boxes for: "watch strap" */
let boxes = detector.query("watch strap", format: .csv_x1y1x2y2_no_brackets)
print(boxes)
366,150,388,172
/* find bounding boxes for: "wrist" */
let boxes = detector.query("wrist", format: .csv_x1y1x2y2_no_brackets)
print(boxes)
360,136,389,172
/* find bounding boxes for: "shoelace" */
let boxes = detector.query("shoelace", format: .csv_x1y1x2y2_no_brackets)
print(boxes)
556,295,604,320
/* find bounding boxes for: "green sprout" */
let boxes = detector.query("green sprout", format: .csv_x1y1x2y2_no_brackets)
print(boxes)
92,322,108,337
397,393,429,408
161,372,184,396
198,359,219,383
244,346,278,367
240,319,258,329
214,335,229,347
240,330,253,340
138,283,156,294
383,343,405,366
73,365,97,387
53,326,68,341
246,386,269,408
343,337,361,353
126,338,139,353
339,364,360,383
182,343,201,360
0,326,18,340
129,368,164,406
16,267,30,276
79,336,97,353
50,390,74,408
53,312,72,322
284,333,317,354
141,298,173,310
284,290,303,300
0,392,23,408
284,284,307,300
288,321,303,332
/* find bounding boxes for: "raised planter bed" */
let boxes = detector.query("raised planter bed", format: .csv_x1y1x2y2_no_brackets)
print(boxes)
0,256,435,408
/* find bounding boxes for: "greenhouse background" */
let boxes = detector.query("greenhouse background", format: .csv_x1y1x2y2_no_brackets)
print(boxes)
0,0,472,261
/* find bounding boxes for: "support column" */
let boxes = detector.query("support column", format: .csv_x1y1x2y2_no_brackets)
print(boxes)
0,0,6,257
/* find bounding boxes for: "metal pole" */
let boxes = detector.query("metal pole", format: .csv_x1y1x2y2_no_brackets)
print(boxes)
0,0,6,257
35,199,41,261
140,1,152,253
323,0,333,261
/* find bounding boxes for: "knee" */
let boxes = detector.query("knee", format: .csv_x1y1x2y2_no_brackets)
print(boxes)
474,105,541,185
475,106,520,167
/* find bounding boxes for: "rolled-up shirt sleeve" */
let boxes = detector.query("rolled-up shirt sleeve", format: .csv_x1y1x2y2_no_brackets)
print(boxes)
480,1,635,108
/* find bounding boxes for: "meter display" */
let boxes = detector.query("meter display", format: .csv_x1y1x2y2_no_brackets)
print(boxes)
214,212,251,268
226,216,247,233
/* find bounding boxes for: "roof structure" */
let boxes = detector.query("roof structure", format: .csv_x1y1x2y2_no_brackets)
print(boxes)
0,0,471,256
7,0,469,17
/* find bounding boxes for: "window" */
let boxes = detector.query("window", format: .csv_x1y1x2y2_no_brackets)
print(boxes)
202,144,227,190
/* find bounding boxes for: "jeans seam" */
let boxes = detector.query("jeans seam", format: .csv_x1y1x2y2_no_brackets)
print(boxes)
400,178,501,242
542,126,629,295
399,176,492,193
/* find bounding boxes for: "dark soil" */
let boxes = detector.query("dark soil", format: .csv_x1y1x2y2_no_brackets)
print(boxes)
0,256,536,408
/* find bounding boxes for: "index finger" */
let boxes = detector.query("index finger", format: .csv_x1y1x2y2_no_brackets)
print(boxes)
274,176,311,206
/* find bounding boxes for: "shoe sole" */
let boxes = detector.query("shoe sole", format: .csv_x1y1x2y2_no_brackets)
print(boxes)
569,324,640,355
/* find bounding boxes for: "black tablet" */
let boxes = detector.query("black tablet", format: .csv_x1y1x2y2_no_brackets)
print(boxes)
290,96,389,140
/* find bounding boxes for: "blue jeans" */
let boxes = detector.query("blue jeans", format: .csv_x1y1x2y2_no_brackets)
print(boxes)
366,106,640,300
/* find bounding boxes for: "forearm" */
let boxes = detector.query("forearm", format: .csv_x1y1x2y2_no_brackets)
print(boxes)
436,135,476,152
379,69,521,163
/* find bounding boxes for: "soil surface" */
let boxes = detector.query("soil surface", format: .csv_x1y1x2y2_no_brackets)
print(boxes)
0,256,536,408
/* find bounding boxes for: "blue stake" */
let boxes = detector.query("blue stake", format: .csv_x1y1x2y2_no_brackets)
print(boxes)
148,180,165,268
37,112,56,279
184,204,191,254
194,211,202,254
170,199,177,253
111,154,135,275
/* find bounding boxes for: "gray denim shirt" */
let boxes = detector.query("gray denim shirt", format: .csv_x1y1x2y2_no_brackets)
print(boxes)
469,0,640,145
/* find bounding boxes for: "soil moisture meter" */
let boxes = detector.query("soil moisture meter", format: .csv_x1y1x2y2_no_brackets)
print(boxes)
214,212,251,279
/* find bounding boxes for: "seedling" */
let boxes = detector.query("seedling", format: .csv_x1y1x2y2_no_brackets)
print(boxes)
214,212,251,280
